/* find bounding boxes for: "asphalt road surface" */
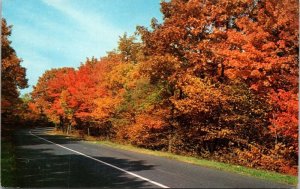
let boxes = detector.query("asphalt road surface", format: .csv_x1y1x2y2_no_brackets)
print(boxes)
13,127,293,188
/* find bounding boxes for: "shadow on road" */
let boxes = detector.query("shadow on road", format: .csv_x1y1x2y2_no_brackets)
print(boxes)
13,129,156,188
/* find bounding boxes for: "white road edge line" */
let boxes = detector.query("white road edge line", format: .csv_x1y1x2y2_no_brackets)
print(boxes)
29,130,169,188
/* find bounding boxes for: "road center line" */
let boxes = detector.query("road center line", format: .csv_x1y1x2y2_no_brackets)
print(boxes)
29,130,169,188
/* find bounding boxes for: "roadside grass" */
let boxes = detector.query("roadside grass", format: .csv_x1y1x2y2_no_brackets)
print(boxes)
91,140,297,186
48,130,298,186
1,137,17,187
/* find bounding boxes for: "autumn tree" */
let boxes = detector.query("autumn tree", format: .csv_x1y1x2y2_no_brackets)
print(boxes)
1,18,28,122
136,0,298,173
73,57,115,136
118,33,143,63
16,94,42,127
31,68,75,131
214,0,299,172
31,69,61,118
31,57,120,135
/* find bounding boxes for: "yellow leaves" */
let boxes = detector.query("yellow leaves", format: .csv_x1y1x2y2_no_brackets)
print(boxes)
105,62,135,89
92,95,122,121
172,74,224,115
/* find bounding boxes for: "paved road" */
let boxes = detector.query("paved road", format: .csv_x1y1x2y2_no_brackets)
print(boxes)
13,127,293,188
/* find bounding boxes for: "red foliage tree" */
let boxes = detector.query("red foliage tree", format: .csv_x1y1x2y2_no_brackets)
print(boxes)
1,19,28,121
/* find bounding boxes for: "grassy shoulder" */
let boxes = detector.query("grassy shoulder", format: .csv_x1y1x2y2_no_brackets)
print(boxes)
90,140,297,186
49,130,297,186
1,132,17,187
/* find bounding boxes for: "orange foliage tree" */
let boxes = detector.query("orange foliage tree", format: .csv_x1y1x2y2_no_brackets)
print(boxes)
137,0,298,173
1,19,28,123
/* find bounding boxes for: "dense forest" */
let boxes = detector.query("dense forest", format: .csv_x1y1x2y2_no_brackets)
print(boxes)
2,0,298,175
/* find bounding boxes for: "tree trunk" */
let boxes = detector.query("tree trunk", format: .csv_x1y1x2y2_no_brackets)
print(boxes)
168,133,172,153
66,124,71,135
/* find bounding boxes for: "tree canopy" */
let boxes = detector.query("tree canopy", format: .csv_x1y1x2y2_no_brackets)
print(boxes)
1,19,28,122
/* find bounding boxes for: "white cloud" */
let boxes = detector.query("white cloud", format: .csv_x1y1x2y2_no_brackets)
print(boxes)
12,0,127,94
42,0,123,45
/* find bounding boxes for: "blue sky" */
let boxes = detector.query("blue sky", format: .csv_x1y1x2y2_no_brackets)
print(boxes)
2,0,163,94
